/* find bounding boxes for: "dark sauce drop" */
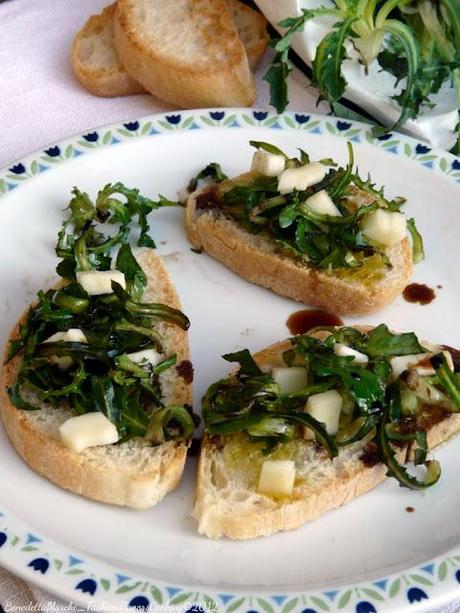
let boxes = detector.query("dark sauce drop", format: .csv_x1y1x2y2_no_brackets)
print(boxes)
286,309,344,335
406,506,415,513
403,283,435,305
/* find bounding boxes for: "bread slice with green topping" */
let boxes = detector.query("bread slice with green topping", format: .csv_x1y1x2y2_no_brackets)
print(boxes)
185,140,418,316
194,328,460,539
0,250,193,509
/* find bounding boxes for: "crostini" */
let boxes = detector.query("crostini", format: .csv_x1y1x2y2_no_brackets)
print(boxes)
194,325,460,539
0,183,197,509
185,141,423,315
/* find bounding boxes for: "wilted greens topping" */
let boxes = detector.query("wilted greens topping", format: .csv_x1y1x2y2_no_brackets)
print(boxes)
8,184,197,445
202,325,460,489
200,141,422,271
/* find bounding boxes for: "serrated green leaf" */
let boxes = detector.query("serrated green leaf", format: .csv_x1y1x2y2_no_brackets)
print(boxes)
281,597,299,613
226,596,245,612
256,597,274,613
410,574,433,586
100,579,111,591
312,18,355,101
338,590,352,608
150,585,163,603
362,588,384,601
182,117,194,129
438,561,448,581
141,122,152,135
389,578,401,597
310,596,330,611
65,144,73,158
20,545,38,552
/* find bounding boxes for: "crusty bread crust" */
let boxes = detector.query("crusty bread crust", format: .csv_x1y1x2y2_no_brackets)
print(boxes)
113,0,256,108
0,250,192,509
185,183,413,315
71,4,144,97
71,1,267,99
194,337,460,539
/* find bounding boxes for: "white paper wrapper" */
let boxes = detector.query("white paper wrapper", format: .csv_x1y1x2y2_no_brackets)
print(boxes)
255,0,458,149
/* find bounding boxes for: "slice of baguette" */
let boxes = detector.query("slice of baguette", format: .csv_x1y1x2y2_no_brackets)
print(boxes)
0,250,192,509
113,0,257,108
194,334,460,539
71,1,268,98
185,177,413,315
71,3,144,97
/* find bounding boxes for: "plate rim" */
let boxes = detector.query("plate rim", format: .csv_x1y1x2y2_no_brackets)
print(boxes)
1,108,460,613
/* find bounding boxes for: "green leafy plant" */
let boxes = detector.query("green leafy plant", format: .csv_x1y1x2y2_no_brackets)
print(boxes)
265,0,460,138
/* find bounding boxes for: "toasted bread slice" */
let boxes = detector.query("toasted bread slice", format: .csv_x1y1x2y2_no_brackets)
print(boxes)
71,3,144,97
185,176,413,316
71,1,267,98
0,250,192,509
194,334,460,539
113,0,257,108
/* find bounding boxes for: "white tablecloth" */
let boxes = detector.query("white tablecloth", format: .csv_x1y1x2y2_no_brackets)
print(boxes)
0,1,458,611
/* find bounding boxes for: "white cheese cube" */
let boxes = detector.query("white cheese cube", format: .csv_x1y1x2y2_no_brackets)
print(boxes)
390,351,454,379
361,209,407,247
333,343,369,364
272,367,308,394
76,270,126,296
305,190,342,217
44,328,87,344
251,151,286,177
257,460,296,496
126,349,163,367
44,329,88,370
278,162,327,194
59,412,119,453
305,389,342,435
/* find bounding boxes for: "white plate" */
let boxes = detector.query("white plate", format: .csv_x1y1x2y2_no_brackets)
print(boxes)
1,109,460,613
255,0,458,149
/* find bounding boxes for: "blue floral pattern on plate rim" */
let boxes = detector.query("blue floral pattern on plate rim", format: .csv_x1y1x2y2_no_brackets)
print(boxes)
0,109,459,613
